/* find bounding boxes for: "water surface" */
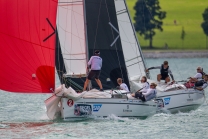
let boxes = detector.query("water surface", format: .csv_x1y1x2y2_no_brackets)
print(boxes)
0,58,208,139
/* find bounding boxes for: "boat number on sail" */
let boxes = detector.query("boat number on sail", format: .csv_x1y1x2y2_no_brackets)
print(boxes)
67,99,74,107
93,104,102,112
164,97,171,105
74,104,92,116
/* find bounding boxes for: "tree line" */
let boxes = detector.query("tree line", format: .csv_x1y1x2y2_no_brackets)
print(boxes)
134,0,208,49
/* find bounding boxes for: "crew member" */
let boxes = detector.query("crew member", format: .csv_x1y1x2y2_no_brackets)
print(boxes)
195,74,208,91
131,76,149,97
117,78,130,92
145,61,174,83
133,83,157,101
83,50,103,91
189,66,204,82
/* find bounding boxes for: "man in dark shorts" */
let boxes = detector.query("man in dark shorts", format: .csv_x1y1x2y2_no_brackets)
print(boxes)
83,50,103,91
145,61,175,83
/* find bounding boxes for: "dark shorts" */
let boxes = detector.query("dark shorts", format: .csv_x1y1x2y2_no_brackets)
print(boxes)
87,70,101,80
161,74,169,80
135,92,146,101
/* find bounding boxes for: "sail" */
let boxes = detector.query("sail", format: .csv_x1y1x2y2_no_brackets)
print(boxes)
85,0,130,89
56,0,130,90
0,0,57,93
56,0,87,79
114,0,147,80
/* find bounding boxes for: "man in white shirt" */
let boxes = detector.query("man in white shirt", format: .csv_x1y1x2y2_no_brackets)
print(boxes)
189,67,203,82
83,50,103,91
117,78,130,92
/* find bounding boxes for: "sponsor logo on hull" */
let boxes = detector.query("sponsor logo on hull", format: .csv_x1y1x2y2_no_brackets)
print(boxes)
93,104,102,112
164,97,171,105
74,104,92,116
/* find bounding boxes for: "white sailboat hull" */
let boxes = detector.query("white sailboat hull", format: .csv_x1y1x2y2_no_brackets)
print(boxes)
60,97,157,120
156,89,205,113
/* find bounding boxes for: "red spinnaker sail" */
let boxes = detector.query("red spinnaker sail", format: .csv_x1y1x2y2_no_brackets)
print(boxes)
0,0,57,93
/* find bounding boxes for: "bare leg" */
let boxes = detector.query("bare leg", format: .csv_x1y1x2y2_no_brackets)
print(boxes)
95,78,103,89
165,77,170,83
157,74,162,82
83,79,90,91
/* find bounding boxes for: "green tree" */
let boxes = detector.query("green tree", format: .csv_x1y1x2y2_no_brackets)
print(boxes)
201,7,208,49
181,26,186,49
134,0,166,48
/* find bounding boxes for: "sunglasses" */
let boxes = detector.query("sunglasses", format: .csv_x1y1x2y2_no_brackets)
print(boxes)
197,69,200,70
150,85,155,86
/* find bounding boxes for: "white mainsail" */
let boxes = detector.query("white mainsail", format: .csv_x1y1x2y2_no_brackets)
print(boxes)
114,0,147,81
56,0,87,78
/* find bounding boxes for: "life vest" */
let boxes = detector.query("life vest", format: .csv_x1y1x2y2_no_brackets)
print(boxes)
160,64,169,76
201,71,206,79
195,80,206,87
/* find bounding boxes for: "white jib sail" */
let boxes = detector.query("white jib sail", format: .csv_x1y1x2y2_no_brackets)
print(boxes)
56,0,87,78
114,0,147,81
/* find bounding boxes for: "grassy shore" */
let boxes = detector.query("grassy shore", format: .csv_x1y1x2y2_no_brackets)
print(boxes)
126,0,208,49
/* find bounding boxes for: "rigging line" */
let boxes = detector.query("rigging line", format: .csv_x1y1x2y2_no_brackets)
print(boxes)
141,0,150,76
173,60,183,80
93,0,103,51
104,0,124,81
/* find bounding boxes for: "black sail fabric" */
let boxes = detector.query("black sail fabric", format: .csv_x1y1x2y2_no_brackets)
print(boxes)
55,0,130,90
85,0,130,89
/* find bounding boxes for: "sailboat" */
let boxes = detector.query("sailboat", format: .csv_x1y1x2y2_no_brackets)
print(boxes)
48,0,158,120
0,0,157,121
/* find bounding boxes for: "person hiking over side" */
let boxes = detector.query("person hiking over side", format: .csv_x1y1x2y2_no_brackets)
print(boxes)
145,61,175,83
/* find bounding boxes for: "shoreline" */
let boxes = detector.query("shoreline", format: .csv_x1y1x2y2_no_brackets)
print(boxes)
142,50,208,58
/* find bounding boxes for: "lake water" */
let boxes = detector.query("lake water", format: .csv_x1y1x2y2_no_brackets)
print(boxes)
0,58,208,139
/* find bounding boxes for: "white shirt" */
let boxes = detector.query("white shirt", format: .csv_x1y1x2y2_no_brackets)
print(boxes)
88,56,102,70
194,73,202,80
140,82,150,93
142,88,157,101
120,83,130,92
